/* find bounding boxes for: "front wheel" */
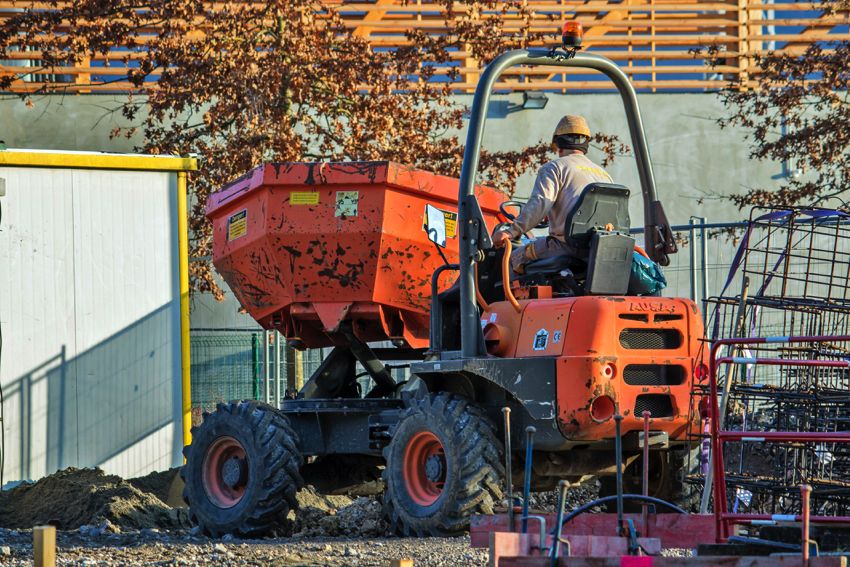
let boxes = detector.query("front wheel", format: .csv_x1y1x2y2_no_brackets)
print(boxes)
382,393,504,537
181,400,304,538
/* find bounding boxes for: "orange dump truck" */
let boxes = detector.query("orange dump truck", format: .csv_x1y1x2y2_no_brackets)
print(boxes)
182,46,700,540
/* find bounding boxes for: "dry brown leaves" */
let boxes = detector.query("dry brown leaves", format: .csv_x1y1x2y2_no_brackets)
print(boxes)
1,0,627,298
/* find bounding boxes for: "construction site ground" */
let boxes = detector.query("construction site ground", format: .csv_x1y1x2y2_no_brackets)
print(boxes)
0,466,651,566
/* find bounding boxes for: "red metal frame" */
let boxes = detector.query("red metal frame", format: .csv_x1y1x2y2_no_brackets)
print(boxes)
708,335,850,542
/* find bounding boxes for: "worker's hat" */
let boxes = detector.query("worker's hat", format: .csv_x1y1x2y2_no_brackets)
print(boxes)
552,115,591,148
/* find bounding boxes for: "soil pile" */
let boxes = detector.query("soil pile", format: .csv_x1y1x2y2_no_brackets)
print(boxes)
0,467,191,531
127,467,187,509
288,487,391,538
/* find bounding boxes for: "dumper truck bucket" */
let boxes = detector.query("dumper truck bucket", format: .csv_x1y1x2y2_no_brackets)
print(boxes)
205,161,506,349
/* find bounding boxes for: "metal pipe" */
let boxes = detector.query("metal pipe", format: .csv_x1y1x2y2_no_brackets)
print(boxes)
802,484,812,567
642,410,650,538
701,275,750,515
177,170,192,454
503,407,514,532
274,331,281,407
629,218,850,235
458,49,659,358
615,414,625,537
263,329,271,404
700,216,709,310
551,480,569,566
522,426,536,534
689,218,697,303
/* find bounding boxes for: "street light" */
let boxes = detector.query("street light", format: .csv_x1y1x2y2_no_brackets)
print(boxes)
522,92,549,109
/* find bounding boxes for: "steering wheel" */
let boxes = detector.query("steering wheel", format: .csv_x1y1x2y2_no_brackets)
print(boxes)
499,200,549,229
492,222,523,243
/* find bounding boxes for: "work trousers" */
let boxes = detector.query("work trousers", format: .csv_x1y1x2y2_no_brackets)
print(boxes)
509,236,579,279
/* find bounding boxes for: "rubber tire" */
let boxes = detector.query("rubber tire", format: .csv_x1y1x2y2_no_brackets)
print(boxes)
181,400,304,538
382,392,504,537
599,445,702,513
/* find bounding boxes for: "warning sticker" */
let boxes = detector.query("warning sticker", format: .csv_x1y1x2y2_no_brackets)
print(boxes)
291,191,319,205
335,191,359,217
533,329,549,351
227,209,248,241
423,206,458,239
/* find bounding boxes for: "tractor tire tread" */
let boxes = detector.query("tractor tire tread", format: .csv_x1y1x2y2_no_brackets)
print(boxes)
381,392,504,537
180,400,304,538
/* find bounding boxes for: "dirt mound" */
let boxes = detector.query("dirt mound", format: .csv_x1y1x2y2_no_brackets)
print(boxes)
0,467,191,531
287,487,391,538
127,467,187,509
295,486,354,511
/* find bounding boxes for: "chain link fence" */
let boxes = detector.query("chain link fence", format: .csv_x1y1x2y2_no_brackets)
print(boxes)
190,330,326,418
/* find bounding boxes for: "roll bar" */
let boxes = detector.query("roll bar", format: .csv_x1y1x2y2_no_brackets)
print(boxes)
456,49,677,359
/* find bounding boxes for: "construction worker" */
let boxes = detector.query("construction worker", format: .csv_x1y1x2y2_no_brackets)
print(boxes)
493,115,614,274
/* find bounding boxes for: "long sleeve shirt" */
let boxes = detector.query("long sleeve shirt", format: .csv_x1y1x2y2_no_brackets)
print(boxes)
505,153,614,241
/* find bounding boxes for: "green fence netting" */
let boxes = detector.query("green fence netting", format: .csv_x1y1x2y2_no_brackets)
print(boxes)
190,332,261,410
190,331,411,412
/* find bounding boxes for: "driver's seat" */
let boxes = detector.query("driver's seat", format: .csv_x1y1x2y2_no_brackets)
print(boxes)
523,182,635,295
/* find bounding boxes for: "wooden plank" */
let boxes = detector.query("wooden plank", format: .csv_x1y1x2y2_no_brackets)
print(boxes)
352,0,395,37
33,526,56,567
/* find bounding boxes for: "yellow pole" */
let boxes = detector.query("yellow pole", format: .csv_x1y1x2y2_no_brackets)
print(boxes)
178,170,192,452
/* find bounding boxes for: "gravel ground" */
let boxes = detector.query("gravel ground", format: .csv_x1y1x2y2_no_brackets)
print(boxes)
0,527,694,566
0,469,693,565
0,528,489,567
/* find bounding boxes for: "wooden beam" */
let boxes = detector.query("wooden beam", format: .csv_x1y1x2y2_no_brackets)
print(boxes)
352,0,396,38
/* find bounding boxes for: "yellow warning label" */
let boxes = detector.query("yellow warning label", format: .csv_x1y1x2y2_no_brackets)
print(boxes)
444,212,457,238
423,206,458,238
291,191,319,205
227,209,247,241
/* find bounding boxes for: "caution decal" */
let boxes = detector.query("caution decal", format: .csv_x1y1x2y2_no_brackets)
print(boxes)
227,209,248,241
422,206,458,238
291,191,320,205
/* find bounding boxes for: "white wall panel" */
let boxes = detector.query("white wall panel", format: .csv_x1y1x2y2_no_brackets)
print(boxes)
0,164,181,485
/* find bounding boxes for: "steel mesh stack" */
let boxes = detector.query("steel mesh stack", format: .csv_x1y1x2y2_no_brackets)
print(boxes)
689,207,850,517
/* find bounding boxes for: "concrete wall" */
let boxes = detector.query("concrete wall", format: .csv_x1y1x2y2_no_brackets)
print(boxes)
0,159,183,485
0,92,783,321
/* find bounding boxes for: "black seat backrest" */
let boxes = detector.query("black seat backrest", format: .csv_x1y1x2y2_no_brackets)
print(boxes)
564,183,631,250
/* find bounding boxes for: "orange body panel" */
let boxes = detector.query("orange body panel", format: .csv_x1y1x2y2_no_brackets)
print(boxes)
206,162,506,348
483,295,703,443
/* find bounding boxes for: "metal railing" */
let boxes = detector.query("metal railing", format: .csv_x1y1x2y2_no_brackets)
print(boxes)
708,335,850,543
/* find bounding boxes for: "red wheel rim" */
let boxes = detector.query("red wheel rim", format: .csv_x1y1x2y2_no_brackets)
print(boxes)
403,431,447,506
202,436,249,509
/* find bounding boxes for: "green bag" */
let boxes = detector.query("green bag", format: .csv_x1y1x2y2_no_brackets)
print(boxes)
628,251,667,295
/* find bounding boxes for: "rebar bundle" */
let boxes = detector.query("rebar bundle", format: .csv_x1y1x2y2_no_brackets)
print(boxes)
689,207,850,517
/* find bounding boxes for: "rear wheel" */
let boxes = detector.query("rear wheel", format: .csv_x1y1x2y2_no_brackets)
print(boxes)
599,445,701,512
181,400,304,538
382,392,504,537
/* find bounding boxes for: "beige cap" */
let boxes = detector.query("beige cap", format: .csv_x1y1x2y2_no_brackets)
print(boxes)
551,115,591,148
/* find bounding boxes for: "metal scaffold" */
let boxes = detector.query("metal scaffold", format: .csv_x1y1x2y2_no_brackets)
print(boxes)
691,207,850,520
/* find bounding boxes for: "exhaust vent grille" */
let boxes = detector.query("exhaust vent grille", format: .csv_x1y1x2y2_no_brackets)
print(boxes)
634,394,675,418
623,365,685,386
619,329,681,350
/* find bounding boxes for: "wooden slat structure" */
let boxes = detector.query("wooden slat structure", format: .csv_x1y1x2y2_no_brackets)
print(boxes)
1,0,847,93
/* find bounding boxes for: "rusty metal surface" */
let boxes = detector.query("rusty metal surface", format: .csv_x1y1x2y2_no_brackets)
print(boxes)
472,513,723,552
205,161,506,349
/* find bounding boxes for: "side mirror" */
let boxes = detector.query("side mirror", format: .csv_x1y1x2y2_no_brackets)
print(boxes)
424,204,447,248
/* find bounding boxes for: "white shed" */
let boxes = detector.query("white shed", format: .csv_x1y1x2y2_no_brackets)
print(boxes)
0,150,195,486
